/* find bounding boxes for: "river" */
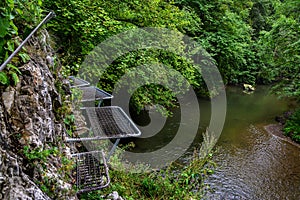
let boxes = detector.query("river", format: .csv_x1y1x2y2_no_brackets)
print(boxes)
129,85,300,199
202,86,300,199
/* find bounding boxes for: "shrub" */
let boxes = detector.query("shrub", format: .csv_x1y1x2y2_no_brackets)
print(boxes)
0,0,43,86
283,108,300,143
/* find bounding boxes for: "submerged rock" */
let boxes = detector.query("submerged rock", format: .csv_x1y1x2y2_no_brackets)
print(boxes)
243,83,255,94
243,83,255,91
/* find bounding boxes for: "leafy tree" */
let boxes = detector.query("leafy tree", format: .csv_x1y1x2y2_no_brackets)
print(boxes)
43,0,299,109
176,0,264,85
249,0,275,38
44,0,205,114
259,0,300,99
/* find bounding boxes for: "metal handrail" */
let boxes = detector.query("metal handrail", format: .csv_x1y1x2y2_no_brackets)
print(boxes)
0,11,56,71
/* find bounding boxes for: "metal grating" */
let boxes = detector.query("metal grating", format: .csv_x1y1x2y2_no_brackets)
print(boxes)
80,86,113,102
69,76,90,88
73,151,110,193
86,106,141,139
70,106,141,141
65,107,141,142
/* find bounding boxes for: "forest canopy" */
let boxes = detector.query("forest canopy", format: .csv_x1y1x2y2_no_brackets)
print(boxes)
1,0,299,113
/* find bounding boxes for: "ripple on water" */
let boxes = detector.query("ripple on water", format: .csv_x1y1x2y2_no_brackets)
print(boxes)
204,125,300,200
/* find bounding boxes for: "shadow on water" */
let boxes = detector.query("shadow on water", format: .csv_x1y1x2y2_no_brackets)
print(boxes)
128,85,299,199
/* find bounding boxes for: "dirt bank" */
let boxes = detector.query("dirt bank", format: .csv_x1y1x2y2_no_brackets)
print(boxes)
264,124,300,148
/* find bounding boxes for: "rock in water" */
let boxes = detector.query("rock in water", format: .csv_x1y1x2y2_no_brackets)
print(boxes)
243,83,255,94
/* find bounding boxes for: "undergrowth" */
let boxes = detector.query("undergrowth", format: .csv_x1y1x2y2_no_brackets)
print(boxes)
284,108,300,143
79,130,217,200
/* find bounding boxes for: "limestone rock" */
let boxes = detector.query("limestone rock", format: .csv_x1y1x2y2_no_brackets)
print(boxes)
0,30,76,199
0,147,51,200
243,83,255,94
105,191,124,200
243,83,255,91
2,88,15,115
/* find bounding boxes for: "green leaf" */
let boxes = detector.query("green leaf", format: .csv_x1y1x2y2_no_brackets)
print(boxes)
15,8,23,15
6,40,14,52
7,0,14,9
10,72,19,85
0,72,9,85
10,21,18,33
9,13,14,20
19,52,30,63
0,18,10,38
7,64,21,74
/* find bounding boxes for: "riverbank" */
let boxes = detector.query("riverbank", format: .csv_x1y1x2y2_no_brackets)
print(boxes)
264,124,300,148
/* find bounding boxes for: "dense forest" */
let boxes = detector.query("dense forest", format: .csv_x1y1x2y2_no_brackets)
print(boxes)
1,0,299,140
0,0,299,198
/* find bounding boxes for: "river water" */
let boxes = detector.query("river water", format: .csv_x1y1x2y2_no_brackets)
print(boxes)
130,86,300,199
203,86,300,200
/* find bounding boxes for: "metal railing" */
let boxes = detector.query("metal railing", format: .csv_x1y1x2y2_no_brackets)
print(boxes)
0,11,56,71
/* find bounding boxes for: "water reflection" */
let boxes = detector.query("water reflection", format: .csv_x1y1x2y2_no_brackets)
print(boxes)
131,86,300,199
206,125,300,200
204,86,300,199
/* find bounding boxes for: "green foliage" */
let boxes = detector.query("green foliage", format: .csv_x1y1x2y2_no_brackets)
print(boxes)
258,0,300,100
0,72,9,85
0,0,43,62
64,113,76,137
0,63,22,86
284,108,300,143
23,145,58,163
44,0,205,115
44,0,299,106
80,154,214,200
36,173,58,197
0,0,43,86
63,114,75,126
95,48,205,114
177,0,264,85
178,0,299,99
23,144,76,198
43,0,133,69
101,0,199,32
248,0,275,38
43,0,200,68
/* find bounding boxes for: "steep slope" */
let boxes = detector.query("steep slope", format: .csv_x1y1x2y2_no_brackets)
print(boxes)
0,30,76,199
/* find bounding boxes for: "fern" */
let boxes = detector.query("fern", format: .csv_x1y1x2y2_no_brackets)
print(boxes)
0,72,9,85
10,72,20,85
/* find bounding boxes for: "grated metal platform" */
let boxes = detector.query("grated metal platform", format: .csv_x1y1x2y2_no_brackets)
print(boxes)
69,76,90,88
79,86,113,102
72,151,110,193
66,106,141,142
85,106,141,139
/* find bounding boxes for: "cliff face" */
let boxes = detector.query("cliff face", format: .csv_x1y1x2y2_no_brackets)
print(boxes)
0,30,75,199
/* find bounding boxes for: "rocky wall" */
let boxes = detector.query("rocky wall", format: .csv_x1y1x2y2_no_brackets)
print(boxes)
0,30,75,200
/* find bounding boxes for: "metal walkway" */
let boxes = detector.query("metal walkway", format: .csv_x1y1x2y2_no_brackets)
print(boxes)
69,76,90,88
72,151,110,194
78,86,113,103
66,106,140,142
67,76,141,193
